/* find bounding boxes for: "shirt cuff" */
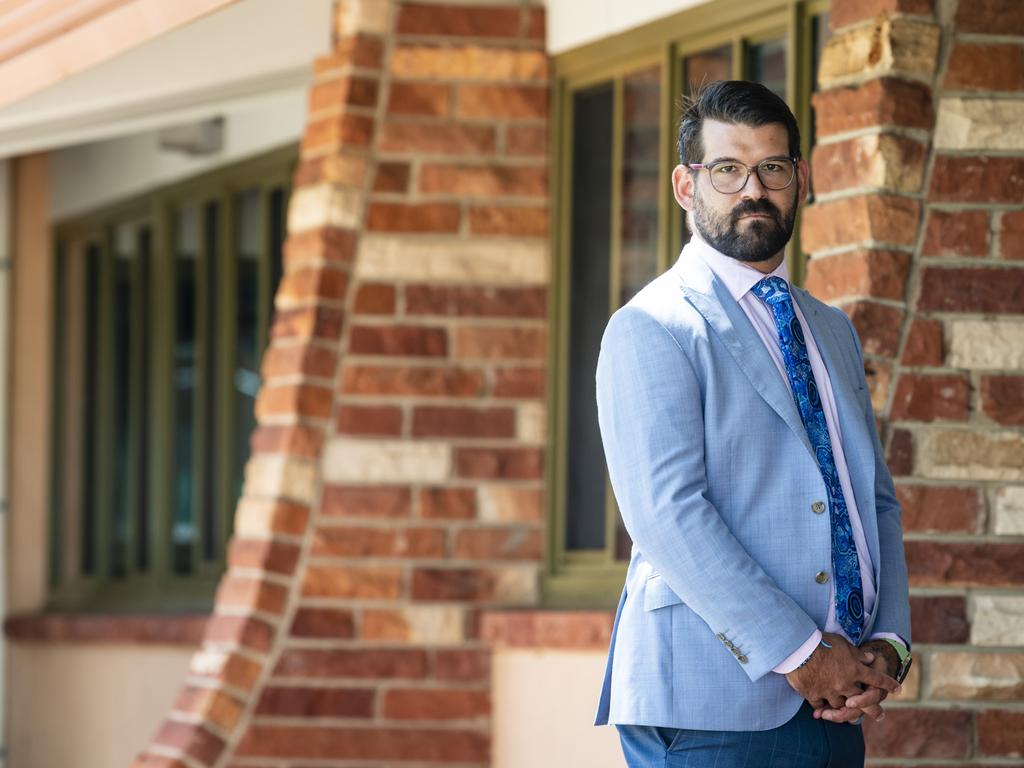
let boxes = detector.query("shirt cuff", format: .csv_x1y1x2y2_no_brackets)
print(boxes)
868,632,909,651
773,630,822,674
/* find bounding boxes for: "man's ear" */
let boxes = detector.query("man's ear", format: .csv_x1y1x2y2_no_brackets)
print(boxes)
672,164,695,212
796,158,811,205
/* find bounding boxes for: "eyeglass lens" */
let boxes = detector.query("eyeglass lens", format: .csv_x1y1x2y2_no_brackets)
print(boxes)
709,159,795,193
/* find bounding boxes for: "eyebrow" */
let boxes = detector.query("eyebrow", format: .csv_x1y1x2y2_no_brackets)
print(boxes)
703,154,792,165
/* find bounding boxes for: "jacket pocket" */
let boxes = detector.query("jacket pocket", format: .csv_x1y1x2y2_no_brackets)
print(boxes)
643,575,684,611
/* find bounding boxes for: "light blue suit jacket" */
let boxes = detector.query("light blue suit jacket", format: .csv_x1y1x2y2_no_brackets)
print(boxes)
594,252,911,731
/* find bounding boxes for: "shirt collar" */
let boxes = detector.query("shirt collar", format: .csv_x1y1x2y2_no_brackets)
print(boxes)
683,233,790,302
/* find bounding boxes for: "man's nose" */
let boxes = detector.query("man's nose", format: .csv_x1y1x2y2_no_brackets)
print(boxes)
740,169,769,198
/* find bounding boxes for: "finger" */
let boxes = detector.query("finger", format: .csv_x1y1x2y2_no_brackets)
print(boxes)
820,706,862,724
845,686,886,710
826,694,846,709
855,648,875,665
859,703,885,722
859,666,902,694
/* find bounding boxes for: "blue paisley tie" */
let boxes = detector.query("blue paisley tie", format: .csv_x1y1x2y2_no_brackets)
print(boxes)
751,276,864,644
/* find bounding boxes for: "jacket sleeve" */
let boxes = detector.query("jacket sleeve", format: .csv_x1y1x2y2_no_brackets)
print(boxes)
596,305,818,681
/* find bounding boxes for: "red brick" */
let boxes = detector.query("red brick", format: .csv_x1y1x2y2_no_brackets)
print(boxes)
982,375,1024,425
909,595,970,644
130,755,188,768
494,366,545,397
273,649,428,679
227,539,301,575
216,576,289,615
301,565,403,598
256,686,374,718
525,7,545,40
367,202,461,233
190,651,263,692
897,485,983,533
255,383,334,420
887,428,913,476
901,319,944,366
457,84,547,119
372,162,410,193
811,135,927,195
383,688,490,719
922,209,990,258
342,365,485,397
831,0,933,28
918,266,1024,313
419,487,477,519
906,541,1024,586
812,79,934,137
313,34,385,74
354,282,396,314
320,485,412,518
290,608,355,639
378,122,497,155
844,301,904,357
890,373,970,422
955,0,1024,34
270,306,344,342
276,268,349,306
978,709,1024,756
336,405,404,436
397,4,520,37
506,124,547,157
420,163,546,198
931,156,1024,203
312,526,445,558
387,82,450,116
1001,210,1024,260
946,42,1024,92
172,686,244,731
261,344,337,380
468,205,548,237
435,649,490,680
456,447,544,479
454,326,546,359
802,195,921,253
480,611,617,649
235,724,489,762
152,720,225,765
360,609,415,641
349,325,448,357
406,285,546,318
3,614,207,645
250,425,325,460
203,615,275,653
309,76,379,113
865,358,892,412
863,709,970,758
412,405,516,438
302,114,374,152
804,250,910,302
453,527,542,560
411,568,505,601
234,497,311,536
284,228,357,269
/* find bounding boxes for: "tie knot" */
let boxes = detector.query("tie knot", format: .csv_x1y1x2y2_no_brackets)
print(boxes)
751,275,791,306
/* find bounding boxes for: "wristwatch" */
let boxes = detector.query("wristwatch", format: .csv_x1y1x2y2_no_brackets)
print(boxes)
883,639,913,684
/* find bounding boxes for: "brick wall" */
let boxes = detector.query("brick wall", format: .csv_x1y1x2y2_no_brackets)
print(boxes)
804,0,1024,762
132,1,548,766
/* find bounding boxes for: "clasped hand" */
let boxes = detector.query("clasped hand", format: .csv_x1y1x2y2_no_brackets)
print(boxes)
784,633,901,724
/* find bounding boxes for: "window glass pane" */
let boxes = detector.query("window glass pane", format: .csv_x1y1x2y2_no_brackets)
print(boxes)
173,205,198,574
202,201,220,563
566,82,613,551
136,227,151,572
111,235,133,579
81,243,101,576
234,189,261,508
748,37,787,101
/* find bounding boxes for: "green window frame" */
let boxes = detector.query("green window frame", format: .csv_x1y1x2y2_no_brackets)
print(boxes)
49,146,295,611
546,0,831,607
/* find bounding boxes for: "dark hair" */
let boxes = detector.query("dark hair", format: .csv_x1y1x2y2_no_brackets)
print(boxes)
677,80,801,165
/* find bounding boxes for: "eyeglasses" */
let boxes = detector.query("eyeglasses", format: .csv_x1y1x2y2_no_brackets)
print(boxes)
687,157,797,195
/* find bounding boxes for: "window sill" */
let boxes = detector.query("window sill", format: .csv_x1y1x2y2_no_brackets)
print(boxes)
4,612,208,646
480,609,615,651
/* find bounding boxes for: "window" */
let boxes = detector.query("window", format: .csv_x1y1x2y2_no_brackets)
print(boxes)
49,148,293,610
548,0,831,606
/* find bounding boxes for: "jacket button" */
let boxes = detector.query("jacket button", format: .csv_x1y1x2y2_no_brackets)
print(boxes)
716,633,726,641
812,501,826,514
738,655,749,664
815,571,830,584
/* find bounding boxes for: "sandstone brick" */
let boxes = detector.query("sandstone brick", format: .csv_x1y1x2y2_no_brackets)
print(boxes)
349,324,448,357
890,373,970,422
494,366,545,397
453,527,542,560
361,605,466,643
190,649,263,691
356,235,548,284
283,227,358,269
865,358,892,413
320,485,412,518
994,486,1024,535
931,155,1024,203
383,688,490,720
244,455,318,505
896,485,982,532
435,649,490,680
255,383,334,421
905,541,1024,586
234,497,311,537
955,0,1024,34
972,595,1024,646
312,526,445,558
946,43,1024,92
420,163,546,198
812,79,934,137
919,429,1024,481
386,82,450,116
302,114,374,153
173,686,244,732
981,376,1024,426
457,84,547,119
419,487,476,519
389,44,548,81
978,710,1024,757
506,124,548,156
301,565,403,599
366,202,461,234
830,0,934,28
203,615,275,653
801,195,920,253
270,306,344,342
804,250,909,302
255,686,374,718
941,99,1024,154
308,76,379,114
818,17,940,87
322,439,450,483
275,269,349,309
456,447,543,479
354,282,396,314
468,205,548,237
811,134,926,194
273,648,428,679
288,184,363,233
335,0,390,35
887,428,914,476
910,595,969,644
950,320,1024,369
372,162,410,193
478,486,544,523
862,709,970,758
844,301,904,357
289,608,355,639
454,326,546,360
216,575,289,615
405,285,546,318
261,344,337,381
152,721,225,765
313,34,384,75
412,405,516,438
517,401,545,443
901,318,943,366
930,651,1024,700
378,122,497,155
341,365,486,397
918,266,1024,314
130,755,188,768
922,209,990,258
227,539,301,575
336,404,404,436
234,724,488,762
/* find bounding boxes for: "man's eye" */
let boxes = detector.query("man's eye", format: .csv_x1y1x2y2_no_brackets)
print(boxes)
714,165,739,174
761,162,783,173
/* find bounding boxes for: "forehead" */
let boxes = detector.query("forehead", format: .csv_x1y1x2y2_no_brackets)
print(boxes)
700,118,789,160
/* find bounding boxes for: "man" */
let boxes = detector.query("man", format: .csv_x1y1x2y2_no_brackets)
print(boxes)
594,80,912,767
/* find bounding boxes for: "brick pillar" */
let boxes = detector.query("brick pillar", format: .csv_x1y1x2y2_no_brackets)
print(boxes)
133,1,548,766
804,0,1024,763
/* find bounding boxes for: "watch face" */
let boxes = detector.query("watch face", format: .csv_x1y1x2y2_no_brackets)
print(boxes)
897,654,913,684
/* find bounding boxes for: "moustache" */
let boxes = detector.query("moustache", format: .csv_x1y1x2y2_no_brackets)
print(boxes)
730,200,782,225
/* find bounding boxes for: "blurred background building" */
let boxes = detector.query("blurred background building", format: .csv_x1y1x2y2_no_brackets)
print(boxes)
0,0,1020,765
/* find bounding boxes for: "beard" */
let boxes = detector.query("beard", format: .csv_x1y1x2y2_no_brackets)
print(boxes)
691,189,797,263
